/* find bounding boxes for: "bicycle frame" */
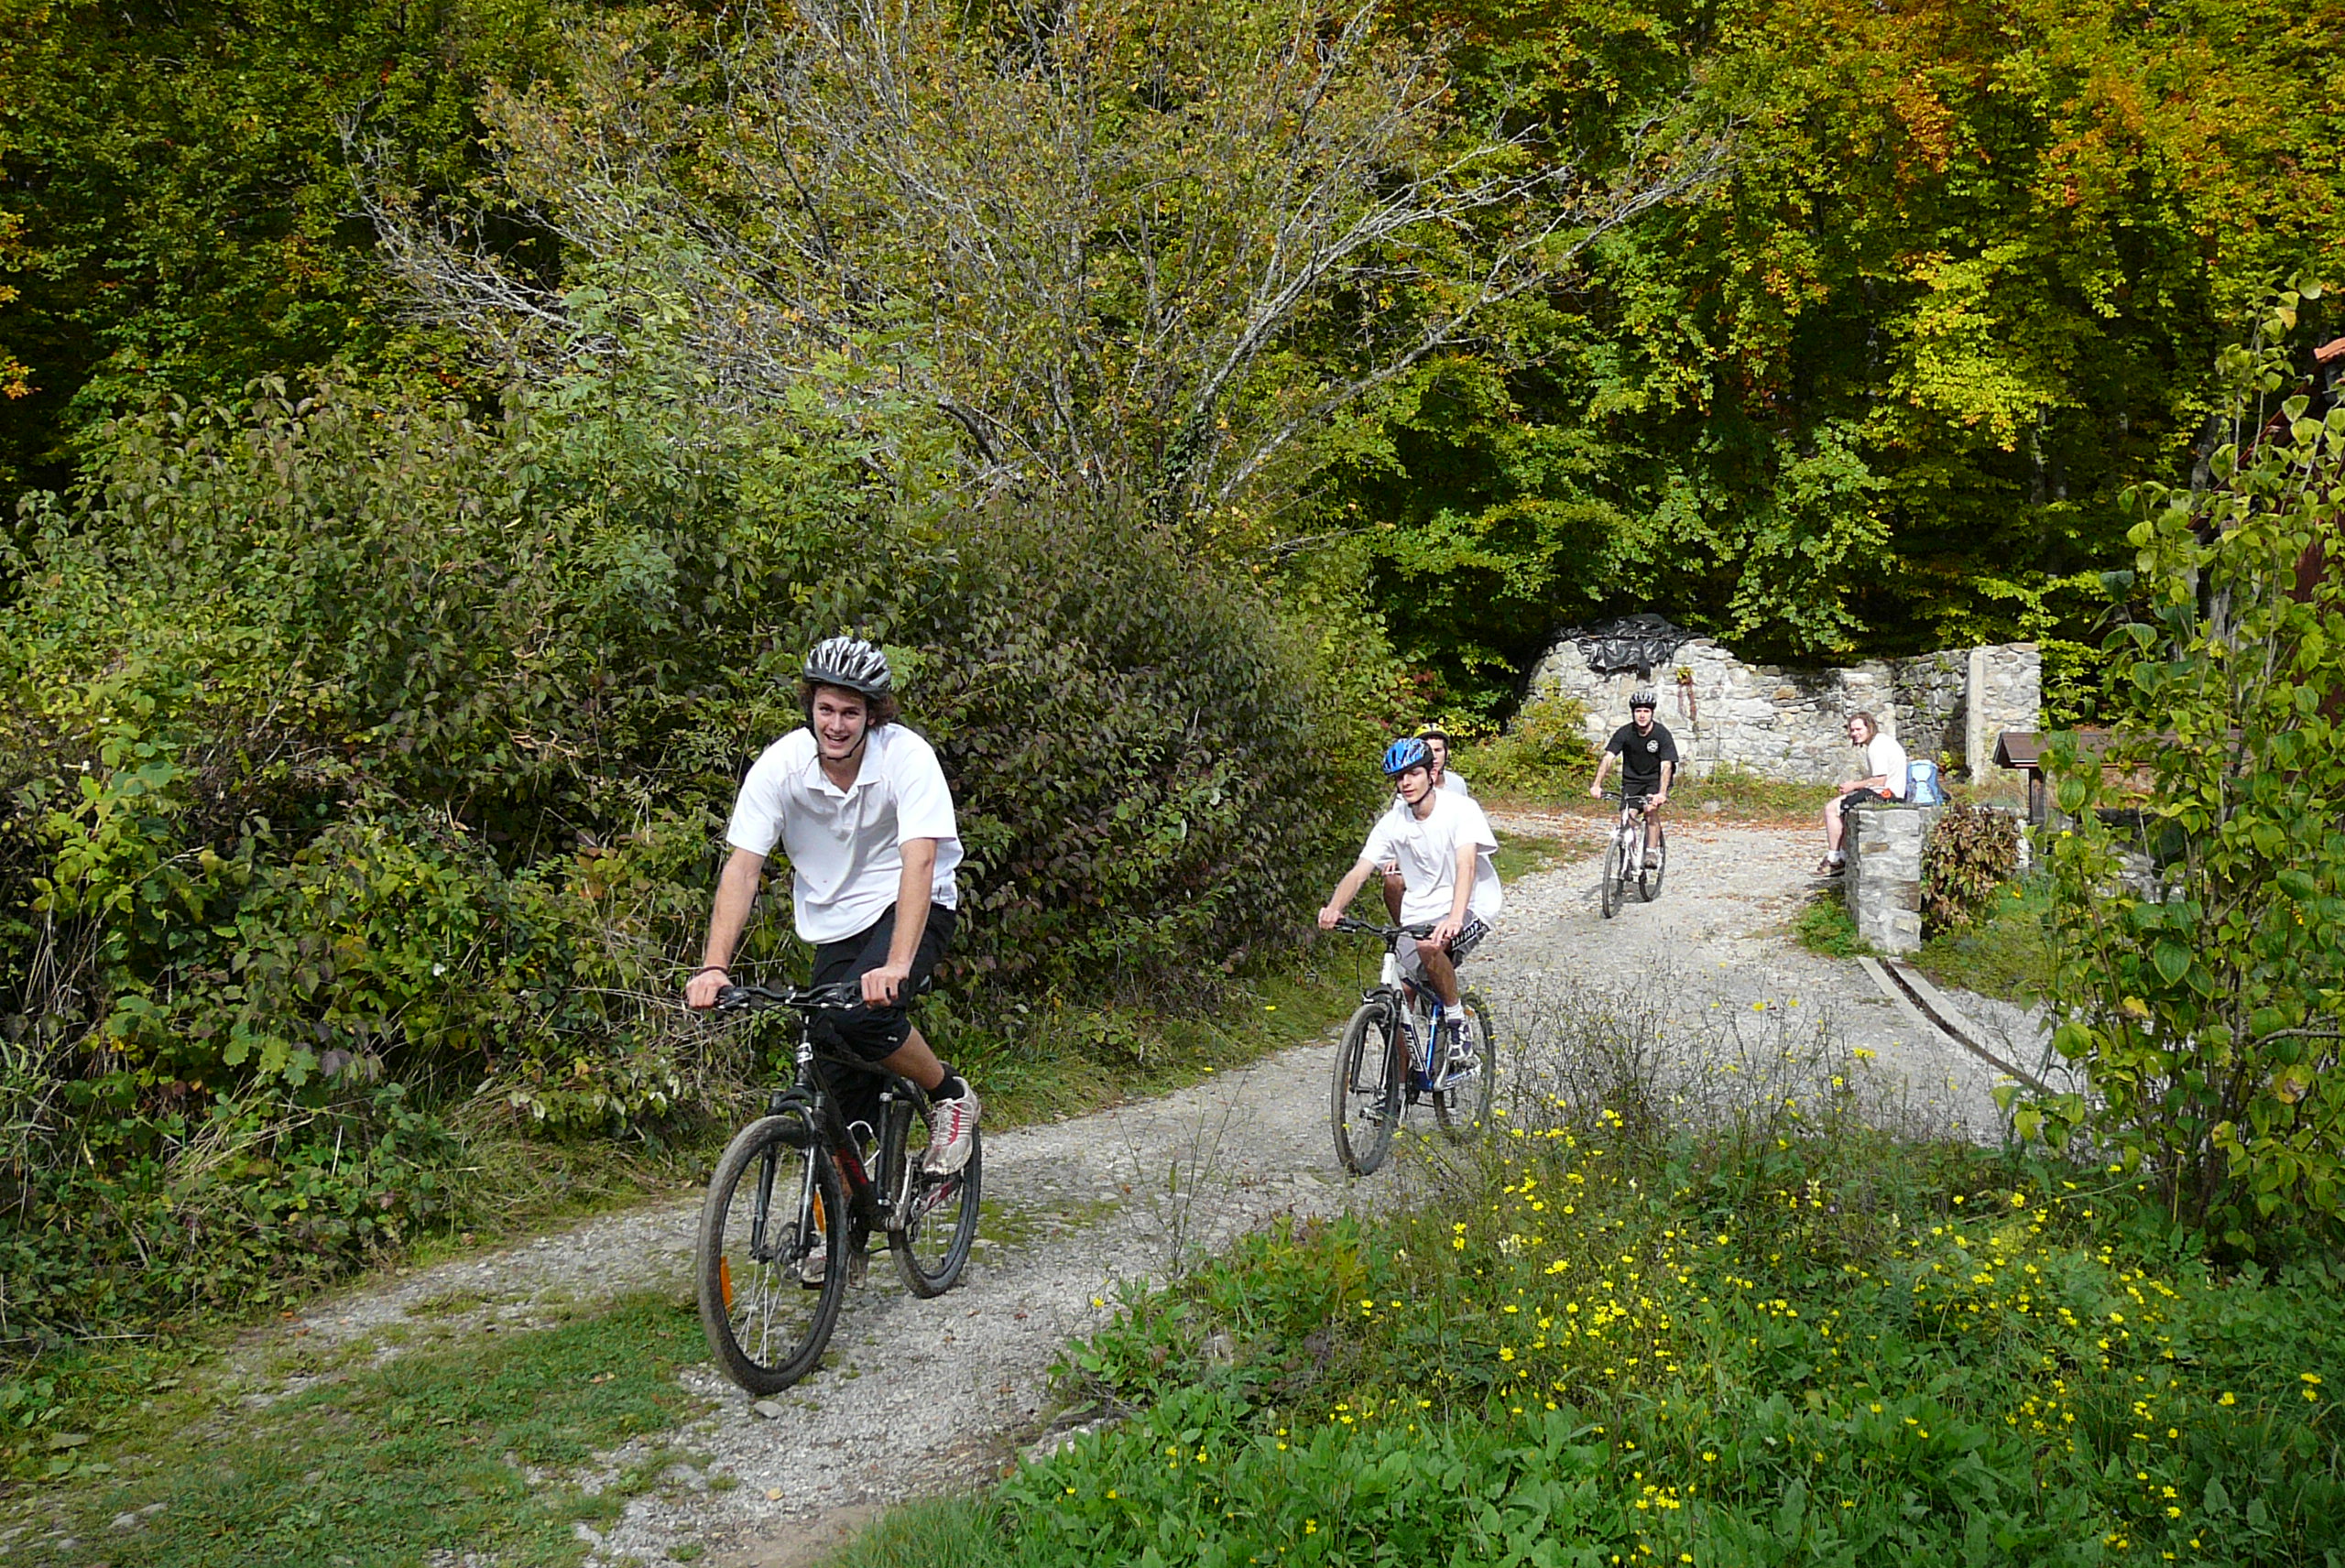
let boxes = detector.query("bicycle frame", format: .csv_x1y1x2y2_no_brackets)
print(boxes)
1610,790,1655,838
1336,920,1456,1101
720,984,933,1240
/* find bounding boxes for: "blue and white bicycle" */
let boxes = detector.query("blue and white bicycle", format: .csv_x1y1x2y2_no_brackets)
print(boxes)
1326,918,1500,1175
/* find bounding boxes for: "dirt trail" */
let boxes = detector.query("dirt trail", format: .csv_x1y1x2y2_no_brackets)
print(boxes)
213,822,2020,1566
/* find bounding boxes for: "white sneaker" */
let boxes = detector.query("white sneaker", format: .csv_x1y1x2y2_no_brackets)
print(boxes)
922,1087,981,1176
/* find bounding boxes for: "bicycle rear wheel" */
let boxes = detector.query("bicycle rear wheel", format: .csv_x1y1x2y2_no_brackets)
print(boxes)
1331,998,1402,1175
1640,822,1667,902
1600,833,1625,919
696,1115,845,1395
888,1097,983,1298
1433,990,1500,1138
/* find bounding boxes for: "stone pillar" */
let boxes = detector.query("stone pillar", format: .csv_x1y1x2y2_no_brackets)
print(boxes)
1845,802,1941,954
1966,646,1990,783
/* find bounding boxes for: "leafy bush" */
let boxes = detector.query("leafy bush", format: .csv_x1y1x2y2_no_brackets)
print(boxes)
0,372,1375,1344
1920,801,2021,936
1453,691,1596,798
2031,292,2345,1253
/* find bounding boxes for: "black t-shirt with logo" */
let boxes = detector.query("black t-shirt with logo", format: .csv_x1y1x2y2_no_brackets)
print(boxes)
1606,721,1679,794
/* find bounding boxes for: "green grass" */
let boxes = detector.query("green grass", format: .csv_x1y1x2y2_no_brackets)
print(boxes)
1671,766,1838,818
1492,829,1571,883
1792,889,1873,959
16,1291,708,1566
1478,767,1837,823
837,1154,2345,1568
1914,877,2056,1005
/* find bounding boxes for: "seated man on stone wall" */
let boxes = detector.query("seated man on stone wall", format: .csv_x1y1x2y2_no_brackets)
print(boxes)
1818,710,1907,876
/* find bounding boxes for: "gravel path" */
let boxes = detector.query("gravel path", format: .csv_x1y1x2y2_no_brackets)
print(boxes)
1480,810,2011,1139
241,821,2022,1567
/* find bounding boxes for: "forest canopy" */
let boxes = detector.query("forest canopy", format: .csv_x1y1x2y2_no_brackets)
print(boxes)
4,0,2338,710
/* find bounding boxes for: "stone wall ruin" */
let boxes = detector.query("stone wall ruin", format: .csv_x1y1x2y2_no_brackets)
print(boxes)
1525,629,2040,784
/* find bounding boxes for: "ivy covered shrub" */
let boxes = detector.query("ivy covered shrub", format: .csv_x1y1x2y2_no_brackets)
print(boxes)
1453,691,1597,800
2028,291,2345,1255
0,373,1376,1341
1920,802,2020,936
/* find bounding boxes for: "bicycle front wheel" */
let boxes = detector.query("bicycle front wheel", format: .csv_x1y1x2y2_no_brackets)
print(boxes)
1600,834,1625,919
1433,990,1500,1138
889,1098,982,1298
696,1115,846,1395
1331,998,1402,1176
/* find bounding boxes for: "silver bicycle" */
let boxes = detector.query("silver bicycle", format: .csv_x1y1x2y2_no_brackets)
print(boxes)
1599,791,1666,919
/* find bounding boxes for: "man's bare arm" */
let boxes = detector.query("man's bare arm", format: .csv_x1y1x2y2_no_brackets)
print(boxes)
686,849,767,1008
863,838,939,1005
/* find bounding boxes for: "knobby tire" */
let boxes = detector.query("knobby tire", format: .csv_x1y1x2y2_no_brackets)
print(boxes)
888,1097,983,1297
1433,990,1500,1138
1331,999,1402,1175
696,1115,846,1395
1640,823,1667,902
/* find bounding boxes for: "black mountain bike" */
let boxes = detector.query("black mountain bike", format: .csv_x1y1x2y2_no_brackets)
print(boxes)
1325,917,1500,1176
695,982,982,1394
1600,791,1667,919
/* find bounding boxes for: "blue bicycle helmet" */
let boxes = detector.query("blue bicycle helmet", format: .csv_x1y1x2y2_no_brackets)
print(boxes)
1381,736,1434,775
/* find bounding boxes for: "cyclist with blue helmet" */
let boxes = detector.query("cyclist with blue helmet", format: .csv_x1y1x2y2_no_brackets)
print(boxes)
1380,723,1474,920
1319,737,1502,1062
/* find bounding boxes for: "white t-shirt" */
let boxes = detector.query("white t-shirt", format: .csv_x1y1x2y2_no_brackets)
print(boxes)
725,724,963,943
1360,790,1502,927
1866,733,1910,800
1438,769,1471,798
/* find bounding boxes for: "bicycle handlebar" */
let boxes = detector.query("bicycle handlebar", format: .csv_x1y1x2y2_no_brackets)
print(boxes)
711,981,867,1014
1330,916,1436,941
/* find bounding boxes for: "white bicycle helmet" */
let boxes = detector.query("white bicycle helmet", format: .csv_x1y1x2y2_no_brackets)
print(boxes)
1629,688,1659,710
802,636,892,699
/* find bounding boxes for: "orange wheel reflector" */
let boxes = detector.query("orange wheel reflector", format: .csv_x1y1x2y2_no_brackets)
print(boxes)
718,1256,734,1312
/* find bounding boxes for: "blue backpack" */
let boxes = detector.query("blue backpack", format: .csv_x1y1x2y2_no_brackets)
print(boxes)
1906,758,1947,805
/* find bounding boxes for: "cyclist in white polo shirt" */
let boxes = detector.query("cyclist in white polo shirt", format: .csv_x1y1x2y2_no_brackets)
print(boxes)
1322,736,1502,1067
683,637,979,1180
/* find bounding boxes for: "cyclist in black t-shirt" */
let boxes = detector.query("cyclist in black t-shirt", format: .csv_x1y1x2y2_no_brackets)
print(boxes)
1588,690,1676,874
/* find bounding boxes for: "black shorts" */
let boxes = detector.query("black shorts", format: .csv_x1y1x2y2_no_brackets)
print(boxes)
1620,787,1663,810
1837,788,1894,819
807,903,957,1063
